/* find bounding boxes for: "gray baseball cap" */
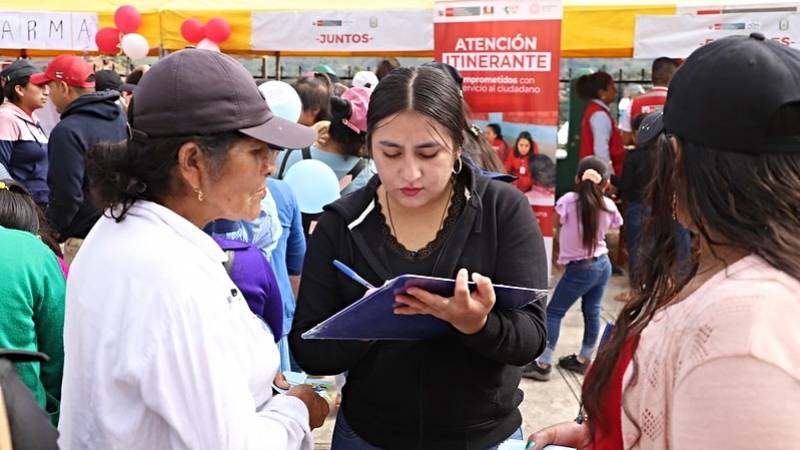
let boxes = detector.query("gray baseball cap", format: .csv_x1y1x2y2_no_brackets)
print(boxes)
0,59,44,84
130,49,315,149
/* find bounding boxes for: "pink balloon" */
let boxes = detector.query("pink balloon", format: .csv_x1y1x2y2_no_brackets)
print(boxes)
204,17,231,43
114,5,142,34
95,27,120,54
180,18,205,44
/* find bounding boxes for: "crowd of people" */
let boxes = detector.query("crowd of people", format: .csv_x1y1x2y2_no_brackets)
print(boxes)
0,30,798,450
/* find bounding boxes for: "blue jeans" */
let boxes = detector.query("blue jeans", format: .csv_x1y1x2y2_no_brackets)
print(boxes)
331,409,523,450
538,254,612,365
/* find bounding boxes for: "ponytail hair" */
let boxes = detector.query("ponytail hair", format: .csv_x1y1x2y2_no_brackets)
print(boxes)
328,96,366,157
294,75,332,123
575,156,612,256
576,71,613,101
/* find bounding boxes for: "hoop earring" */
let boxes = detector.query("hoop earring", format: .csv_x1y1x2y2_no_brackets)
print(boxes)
195,188,205,202
452,155,463,175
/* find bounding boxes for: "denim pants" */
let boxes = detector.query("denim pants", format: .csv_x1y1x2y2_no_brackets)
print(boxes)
538,254,612,365
331,409,524,450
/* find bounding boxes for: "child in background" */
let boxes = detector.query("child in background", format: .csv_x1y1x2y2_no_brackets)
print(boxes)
522,156,622,380
504,131,537,192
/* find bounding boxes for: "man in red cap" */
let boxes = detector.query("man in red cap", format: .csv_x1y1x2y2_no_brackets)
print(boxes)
32,55,128,262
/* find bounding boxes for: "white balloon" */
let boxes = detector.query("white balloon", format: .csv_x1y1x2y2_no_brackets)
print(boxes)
258,81,303,123
196,38,221,52
120,33,149,60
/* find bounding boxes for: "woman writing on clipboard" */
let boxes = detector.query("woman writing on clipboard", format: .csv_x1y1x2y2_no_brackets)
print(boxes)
290,66,548,450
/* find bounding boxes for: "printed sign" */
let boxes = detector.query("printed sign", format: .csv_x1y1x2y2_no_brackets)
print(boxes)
251,9,433,52
0,12,98,51
435,1,561,118
436,1,562,277
635,12,800,58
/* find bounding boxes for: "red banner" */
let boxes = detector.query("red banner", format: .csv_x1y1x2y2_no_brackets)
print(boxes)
434,19,561,121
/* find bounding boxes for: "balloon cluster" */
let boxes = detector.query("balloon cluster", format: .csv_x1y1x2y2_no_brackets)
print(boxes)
180,17,232,52
95,5,150,59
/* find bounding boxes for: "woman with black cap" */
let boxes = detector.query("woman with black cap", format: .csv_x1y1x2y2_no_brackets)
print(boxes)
527,33,800,450
57,49,328,450
0,60,50,206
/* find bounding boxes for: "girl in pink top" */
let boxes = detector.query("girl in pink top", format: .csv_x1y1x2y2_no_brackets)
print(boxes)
528,34,800,450
522,156,622,381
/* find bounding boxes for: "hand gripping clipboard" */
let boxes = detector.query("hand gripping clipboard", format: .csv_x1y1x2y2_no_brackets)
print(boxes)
302,274,548,340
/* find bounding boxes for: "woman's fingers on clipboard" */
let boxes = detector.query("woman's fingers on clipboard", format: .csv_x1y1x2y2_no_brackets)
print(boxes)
394,290,441,315
394,269,497,335
469,271,496,309
452,269,496,334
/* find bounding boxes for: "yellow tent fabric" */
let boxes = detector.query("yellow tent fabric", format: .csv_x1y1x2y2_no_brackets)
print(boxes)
2,1,797,57
562,4,676,57
560,0,799,57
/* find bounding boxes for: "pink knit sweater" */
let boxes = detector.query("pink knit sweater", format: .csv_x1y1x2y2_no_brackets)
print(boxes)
621,255,800,449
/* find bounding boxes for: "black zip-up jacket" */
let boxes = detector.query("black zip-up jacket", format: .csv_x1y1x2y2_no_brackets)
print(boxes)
290,165,548,450
46,91,128,240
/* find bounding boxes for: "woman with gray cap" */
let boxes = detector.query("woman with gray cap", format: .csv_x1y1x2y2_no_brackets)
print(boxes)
0,59,49,205
527,33,800,450
57,49,328,450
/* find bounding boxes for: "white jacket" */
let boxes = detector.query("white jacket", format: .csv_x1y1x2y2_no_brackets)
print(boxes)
58,201,312,450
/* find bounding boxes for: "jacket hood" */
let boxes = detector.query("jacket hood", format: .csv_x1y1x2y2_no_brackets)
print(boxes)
61,90,122,121
0,102,39,127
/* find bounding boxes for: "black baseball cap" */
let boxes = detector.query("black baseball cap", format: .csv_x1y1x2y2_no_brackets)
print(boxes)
95,70,123,92
0,59,45,85
131,49,315,149
644,32,800,153
637,111,665,146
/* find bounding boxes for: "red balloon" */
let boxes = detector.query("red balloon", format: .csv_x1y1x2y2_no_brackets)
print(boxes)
204,17,231,43
114,5,142,34
95,27,120,54
180,18,205,44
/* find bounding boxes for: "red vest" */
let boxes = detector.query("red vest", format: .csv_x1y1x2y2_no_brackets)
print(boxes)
504,153,533,193
580,101,626,176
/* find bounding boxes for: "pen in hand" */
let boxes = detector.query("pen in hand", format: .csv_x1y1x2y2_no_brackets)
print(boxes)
332,259,375,290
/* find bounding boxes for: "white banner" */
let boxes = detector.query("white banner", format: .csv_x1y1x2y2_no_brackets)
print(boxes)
0,12,98,51
634,12,800,58
251,9,433,52
434,0,562,23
